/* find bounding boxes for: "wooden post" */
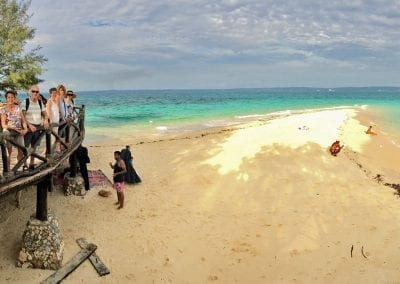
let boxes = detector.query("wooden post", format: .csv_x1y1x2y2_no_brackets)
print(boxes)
48,173,54,192
36,176,49,221
1,143,7,173
79,105,85,132
69,151,77,178
46,129,52,157
65,123,70,144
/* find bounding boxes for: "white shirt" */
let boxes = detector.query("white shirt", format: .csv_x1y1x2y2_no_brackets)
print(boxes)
23,99,43,125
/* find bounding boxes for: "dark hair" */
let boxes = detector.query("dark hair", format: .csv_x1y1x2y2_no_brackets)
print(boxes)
114,151,121,156
5,90,17,98
49,87,57,93
39,94,48,105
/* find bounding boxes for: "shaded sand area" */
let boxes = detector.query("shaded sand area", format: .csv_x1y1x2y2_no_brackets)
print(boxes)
1,107,400,283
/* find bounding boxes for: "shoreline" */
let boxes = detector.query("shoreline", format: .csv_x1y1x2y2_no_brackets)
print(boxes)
1,107,400,283
85,104,400,149
85,105,365,143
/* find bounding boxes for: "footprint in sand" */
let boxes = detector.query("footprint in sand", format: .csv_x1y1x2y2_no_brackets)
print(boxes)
163,256,171,266
231,242,258,256
290,249,300,257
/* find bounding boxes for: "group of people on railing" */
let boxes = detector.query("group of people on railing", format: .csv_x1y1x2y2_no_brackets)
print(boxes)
0,84,76,171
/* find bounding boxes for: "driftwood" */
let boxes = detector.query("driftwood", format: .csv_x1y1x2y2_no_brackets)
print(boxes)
361,246,368,259
76,238,110,276
41,243,97,284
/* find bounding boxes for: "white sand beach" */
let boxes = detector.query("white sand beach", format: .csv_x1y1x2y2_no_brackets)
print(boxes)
1,107,400,283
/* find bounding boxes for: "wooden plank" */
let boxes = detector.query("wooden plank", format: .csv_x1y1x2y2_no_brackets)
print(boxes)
41,243,97,284
76,238,110,276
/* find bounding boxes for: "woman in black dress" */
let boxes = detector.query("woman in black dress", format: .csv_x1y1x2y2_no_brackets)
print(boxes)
120,145,141,184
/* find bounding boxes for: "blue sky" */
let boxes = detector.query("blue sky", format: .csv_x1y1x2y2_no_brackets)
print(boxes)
28,0,400,91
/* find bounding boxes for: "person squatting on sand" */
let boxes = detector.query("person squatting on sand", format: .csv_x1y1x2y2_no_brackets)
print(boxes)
329,140,343,156
365,125,377,135
110,151,127,209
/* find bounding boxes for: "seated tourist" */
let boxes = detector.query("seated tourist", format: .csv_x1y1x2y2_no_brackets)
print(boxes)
0,90,28,170
365,125,377,135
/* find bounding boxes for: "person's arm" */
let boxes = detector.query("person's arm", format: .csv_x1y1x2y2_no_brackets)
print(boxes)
120,159,127,173
1,113,7,130
21,112,28,131
13,112,28,135
41,110,49,129
46,100,52,123
59,99,66,122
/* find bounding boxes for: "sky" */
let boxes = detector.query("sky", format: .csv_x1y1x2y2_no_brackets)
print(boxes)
27,0,400,91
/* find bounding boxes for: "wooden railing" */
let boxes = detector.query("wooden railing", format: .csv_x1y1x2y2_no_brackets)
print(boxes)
0,105,85,198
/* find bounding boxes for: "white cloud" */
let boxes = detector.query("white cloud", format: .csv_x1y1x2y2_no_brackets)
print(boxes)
27,0,400,90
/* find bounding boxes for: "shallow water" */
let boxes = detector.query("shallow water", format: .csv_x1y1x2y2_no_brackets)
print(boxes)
64,87,400,140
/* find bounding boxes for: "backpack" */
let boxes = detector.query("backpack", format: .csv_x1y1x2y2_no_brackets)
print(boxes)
25,98,43,112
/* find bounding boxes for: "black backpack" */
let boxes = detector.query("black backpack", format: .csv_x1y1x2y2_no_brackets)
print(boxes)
25,98,43,112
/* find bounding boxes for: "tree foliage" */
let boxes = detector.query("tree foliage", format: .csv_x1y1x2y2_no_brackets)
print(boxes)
0,0,46,91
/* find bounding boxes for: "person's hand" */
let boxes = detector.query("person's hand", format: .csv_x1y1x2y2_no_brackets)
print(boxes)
29,124,36,132
18,128,27,135
43,120,49,129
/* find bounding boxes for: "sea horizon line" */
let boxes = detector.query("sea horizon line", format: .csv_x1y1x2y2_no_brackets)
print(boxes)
74,86,400,93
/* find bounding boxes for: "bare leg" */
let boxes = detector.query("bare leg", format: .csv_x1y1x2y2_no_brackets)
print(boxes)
117,192,124,209
29,152,35,167
17,148,23,167
6,146,12,171
115,192,120,205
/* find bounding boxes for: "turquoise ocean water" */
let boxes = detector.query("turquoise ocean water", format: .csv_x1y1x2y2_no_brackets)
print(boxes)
74,88,400,138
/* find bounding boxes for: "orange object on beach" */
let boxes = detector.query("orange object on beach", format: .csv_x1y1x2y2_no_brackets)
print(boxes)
329,140,343,156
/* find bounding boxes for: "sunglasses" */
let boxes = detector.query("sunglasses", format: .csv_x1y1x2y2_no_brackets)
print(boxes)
31,90,39,94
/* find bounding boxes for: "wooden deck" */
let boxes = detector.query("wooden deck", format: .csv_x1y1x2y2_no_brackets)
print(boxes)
0,106,85,198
